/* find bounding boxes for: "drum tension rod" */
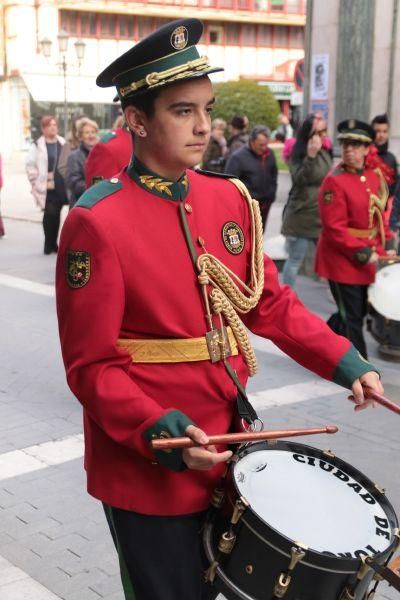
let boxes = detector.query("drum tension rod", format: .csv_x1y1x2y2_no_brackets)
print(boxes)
340,553,375,600
338,587,356,600
205,497,250,584
218,497,249,554
273,545,306,598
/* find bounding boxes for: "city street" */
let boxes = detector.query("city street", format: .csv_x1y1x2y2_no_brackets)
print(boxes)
1,160,399,599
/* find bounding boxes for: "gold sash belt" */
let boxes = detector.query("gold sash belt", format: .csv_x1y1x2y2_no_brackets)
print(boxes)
348,226,378,239
117,326,238,363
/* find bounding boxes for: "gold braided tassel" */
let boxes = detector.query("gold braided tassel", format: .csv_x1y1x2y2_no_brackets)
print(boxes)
196,179,264,376
210,289,258,376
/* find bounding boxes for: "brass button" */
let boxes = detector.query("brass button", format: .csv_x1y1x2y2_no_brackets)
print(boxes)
360,175,366,182
110,177,119,184
184,203,192,213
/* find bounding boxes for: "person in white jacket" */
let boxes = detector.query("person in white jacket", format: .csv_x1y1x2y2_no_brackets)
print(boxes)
26,116,67,254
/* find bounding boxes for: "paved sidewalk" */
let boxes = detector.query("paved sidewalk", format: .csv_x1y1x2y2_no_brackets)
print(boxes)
1,153,43,224
1,160,399,600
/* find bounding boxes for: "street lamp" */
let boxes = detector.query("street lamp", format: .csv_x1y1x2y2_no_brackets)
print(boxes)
57,30,69,138
39,31,86,137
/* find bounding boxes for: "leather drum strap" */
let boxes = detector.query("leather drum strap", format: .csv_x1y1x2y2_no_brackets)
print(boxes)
178,201,259,425
365,556,400,592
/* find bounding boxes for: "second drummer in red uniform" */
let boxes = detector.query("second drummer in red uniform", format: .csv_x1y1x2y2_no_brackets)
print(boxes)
85,117,132,187
315,119,395,358
56,24,385,600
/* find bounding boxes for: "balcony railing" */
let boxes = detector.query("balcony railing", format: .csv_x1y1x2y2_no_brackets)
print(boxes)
128,0,306,15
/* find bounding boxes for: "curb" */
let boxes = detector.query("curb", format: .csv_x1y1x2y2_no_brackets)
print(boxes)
3,215,41,224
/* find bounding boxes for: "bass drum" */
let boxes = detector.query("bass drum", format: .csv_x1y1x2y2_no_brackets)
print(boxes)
368,263,400,360
204,441,399,600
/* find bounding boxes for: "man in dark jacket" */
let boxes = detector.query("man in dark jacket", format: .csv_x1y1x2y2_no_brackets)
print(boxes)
225,115,248,161
225,125,278,230
371,113,398,196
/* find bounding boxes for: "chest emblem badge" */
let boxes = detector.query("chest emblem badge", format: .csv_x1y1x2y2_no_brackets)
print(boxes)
222,221,245,255
323,190,334,204
66,251,91,288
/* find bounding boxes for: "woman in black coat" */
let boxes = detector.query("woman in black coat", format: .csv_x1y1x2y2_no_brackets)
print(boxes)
66,118,99,207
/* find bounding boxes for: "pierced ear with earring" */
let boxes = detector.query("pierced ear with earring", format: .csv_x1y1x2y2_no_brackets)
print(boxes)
137,128,146,137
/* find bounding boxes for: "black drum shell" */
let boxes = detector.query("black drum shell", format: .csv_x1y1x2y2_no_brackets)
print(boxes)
204,440,399,600
368,305,400,359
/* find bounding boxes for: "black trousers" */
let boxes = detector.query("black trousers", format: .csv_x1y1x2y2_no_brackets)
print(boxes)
328,281,369,359
43,191,64,252
103,504,218,600
257,198,273,232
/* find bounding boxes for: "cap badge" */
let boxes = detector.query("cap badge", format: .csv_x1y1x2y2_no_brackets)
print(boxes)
222,221,245,255
170,26,189,50
348,119,356,129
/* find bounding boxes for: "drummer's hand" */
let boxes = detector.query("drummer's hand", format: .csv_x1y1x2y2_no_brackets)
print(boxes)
386,249,397,257
368,251,379,264
349,371,384,412
182,425,233,471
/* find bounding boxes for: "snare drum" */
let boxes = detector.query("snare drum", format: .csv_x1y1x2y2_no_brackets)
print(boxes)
204,441,399,600
368,263,400,360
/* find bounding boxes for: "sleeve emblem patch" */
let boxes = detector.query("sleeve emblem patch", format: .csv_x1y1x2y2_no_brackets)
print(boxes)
323,190,334,204
222,221,245,255
66,251,91,288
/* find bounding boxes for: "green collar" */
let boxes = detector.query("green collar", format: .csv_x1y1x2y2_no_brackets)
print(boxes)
127,156,189,201
342,163,365,175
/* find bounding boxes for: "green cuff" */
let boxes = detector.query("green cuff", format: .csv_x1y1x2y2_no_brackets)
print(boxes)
354,247,372,265
333,345,380,390
143,410,195,472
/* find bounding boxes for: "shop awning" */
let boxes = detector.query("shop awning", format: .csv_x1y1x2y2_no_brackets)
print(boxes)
23,72,114,104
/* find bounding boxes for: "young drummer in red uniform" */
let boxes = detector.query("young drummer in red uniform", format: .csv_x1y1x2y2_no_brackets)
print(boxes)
315,119,395,359
85,123,132,187
56,22,384,600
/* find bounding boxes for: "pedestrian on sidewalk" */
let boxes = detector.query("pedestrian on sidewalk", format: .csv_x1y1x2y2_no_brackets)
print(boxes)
225,125,278,230
225,115,248,161
66,117,99,207
56,20,384,600
202,117,227,172
371,113,398,197
0,152,5,238
315,119,396,359
85,114,132,188
25,116,68,254
281,113,332,288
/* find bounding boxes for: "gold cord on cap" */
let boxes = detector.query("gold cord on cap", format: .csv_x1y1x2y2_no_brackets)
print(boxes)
119,56,210,97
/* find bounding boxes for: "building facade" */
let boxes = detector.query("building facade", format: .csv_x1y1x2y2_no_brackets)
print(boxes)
304,0,400,156
0,0,305,157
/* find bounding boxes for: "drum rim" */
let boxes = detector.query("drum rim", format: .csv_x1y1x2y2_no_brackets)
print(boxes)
229,440,398,571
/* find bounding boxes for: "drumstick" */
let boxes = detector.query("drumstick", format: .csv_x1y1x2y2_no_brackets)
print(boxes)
378,255,400,262
151,425,338,450
362,387,400,415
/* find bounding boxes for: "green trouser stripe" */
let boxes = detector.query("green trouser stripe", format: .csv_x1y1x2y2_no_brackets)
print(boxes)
333,281,351,339
105,505,137,600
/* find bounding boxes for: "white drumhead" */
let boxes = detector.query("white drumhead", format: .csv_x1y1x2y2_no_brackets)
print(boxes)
369,264,400,321
234,449,392,557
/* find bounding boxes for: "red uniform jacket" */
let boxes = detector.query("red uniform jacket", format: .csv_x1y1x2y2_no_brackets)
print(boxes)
315,165,392,284
56,160,374,515
85,128,132,188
